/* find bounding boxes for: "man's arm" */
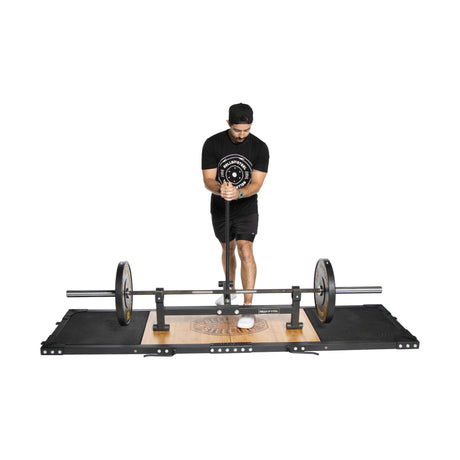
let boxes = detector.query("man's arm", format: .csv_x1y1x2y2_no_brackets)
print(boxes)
202,168,221,195
238,170,267,198
203,168,267,201
220,170,267,201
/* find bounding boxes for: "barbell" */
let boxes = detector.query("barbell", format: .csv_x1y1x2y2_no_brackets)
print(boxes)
66,258,382,326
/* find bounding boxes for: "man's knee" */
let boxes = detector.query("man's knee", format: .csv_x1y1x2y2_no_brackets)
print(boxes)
237,241,254,263
222,239,237,253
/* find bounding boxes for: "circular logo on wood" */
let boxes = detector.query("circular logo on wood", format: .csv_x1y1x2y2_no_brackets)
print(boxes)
191,316,268,336
217,154,253,189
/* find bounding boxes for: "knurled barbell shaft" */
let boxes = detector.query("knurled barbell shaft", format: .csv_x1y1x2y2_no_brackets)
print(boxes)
66,286,382,298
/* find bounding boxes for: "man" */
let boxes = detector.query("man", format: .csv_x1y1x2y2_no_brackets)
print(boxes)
201,103,269,329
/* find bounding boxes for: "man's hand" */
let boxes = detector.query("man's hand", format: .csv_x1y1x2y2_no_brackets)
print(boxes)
220,182,239,201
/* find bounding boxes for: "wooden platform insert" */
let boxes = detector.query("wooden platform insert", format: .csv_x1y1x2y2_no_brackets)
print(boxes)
141,310,320,345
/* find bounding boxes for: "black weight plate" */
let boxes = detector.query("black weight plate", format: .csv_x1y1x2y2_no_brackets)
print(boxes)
115,261,133,326
314,258,336,323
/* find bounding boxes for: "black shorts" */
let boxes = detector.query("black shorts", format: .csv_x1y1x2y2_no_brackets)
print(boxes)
212,212,259,243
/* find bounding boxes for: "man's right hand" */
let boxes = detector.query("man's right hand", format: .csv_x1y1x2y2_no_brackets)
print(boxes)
220,182,238,201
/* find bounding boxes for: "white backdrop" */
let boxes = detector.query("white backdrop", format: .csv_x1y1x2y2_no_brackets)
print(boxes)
2,1,459,459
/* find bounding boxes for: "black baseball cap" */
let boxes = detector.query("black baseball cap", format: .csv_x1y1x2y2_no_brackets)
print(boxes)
229,103,253,125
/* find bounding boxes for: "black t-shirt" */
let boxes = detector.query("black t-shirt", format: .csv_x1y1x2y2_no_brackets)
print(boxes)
202,130,269,216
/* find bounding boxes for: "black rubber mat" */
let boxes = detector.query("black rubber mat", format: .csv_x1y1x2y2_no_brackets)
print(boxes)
44,309,150,346
304,305,417,343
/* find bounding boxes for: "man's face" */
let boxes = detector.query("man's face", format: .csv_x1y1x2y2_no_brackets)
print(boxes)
227,122,252,143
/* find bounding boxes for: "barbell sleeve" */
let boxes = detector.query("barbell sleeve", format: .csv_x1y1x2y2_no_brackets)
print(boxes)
66,290,116,297
336,286,382,294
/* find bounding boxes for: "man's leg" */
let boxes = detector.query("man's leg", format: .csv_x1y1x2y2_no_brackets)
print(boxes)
220,239,237,285
214,239,237,305
236,240,257,305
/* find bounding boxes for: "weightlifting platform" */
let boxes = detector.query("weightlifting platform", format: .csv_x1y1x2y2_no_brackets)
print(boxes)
40,304,419,356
